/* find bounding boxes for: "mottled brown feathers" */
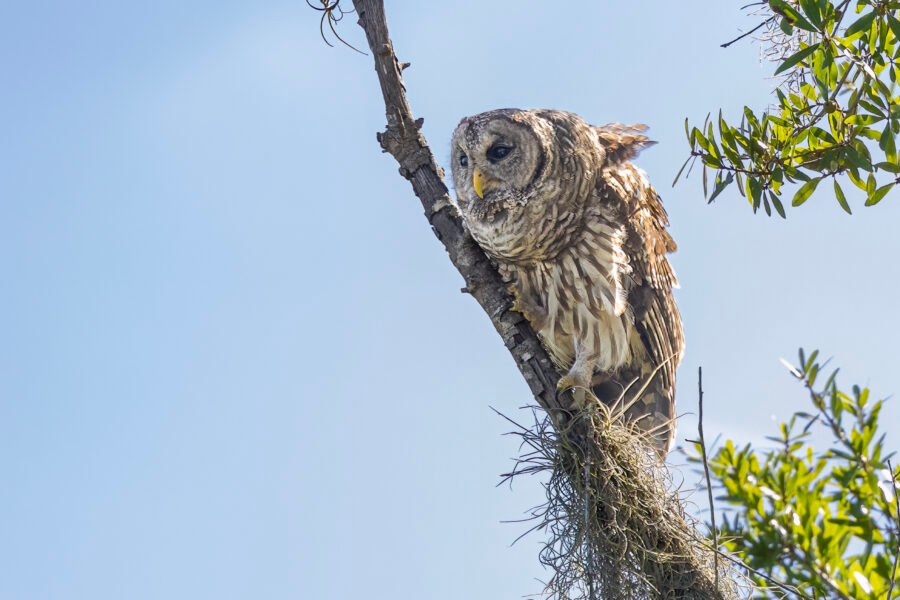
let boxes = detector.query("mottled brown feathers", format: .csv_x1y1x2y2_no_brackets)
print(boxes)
595,123,657,164
451,109,684,455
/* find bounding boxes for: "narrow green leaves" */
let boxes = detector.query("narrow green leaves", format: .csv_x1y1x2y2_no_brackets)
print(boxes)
888,14,900,43
792,176,821,206
844,11,876,38
680,2,900,215
866,182,893,206
834,179,851,214
775,43,821,75
708,172,734,204
688,350,897,599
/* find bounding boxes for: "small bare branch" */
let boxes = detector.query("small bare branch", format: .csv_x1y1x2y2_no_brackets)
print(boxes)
698,366,720,591
720,16,776,49
346,0,565,424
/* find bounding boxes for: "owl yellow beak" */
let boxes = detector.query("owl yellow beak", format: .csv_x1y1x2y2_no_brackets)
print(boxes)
473,168,489,199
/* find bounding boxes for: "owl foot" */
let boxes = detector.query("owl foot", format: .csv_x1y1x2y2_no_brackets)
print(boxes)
556,373,590,410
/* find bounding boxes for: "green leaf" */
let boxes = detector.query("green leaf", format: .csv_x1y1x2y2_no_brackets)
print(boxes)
748,175,763,212
834,179,851,214
774,0,817,31
672,155,692,187
880,123,897,163
848,167,867,191
702,155,722,168
798,0,822,29
775,43,821,76
846,114,883,126
845,145,872,171
857,126,883,141
888,14,900,43
694,130,710,152
865,182,893,206
780,17,794,36
708,172,734,204
844,11,876,39
792,177,821,206
770,191,787,218
875,161,900,174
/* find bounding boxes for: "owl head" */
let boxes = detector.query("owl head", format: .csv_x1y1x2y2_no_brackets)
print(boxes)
450,108,652,262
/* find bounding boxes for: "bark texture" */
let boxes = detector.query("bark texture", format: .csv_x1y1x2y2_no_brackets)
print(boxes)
350,0,567,419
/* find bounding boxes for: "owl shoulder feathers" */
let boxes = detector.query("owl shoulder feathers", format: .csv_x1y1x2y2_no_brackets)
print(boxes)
593,123,677,292
593,125,684,445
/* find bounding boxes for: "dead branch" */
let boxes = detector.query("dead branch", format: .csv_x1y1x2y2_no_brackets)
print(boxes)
349,0,566,425
697,367,720,590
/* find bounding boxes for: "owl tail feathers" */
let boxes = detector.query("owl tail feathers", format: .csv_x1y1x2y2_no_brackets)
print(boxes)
595,123,656,164
590,364,676,459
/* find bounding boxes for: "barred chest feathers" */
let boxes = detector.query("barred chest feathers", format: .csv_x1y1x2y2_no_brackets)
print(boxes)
497,208,636,376
450,108,683,455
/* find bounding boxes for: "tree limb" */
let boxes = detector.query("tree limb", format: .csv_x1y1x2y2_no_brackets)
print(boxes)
350,0,567,421
697,366,720,591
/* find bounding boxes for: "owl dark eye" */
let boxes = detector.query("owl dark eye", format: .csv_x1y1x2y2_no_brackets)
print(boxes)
458,153,468,167
486,144,513,161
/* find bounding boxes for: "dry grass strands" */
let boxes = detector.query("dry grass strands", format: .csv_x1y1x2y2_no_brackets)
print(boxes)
500,400,743,600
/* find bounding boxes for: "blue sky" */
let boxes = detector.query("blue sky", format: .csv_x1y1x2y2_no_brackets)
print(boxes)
2,2,898,599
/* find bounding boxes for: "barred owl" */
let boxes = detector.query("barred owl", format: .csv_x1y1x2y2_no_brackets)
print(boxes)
450,109,684,455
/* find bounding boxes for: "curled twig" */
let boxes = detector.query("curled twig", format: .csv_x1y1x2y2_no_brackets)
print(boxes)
306,0,367,55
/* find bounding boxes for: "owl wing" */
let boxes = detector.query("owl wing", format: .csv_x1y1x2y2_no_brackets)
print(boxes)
627,217,682,400
594,123,656,165
624,166,683,451
594,146,684,453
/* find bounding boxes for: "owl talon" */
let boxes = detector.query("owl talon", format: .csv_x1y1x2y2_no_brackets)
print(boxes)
557,375,588,410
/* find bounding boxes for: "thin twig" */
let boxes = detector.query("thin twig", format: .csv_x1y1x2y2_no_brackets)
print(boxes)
721,16,776,48
698,366,720,591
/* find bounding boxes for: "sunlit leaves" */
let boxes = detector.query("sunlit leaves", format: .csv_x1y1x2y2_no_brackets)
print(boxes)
845,11,876,38
834,178,852,212
683,1,900,215
866,181,894,204
792,176,821,205
775,43,821,75
686,350,899,598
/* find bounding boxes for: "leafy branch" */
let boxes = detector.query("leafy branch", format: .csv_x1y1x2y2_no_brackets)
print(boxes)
678,1,900,215
686,348,899,598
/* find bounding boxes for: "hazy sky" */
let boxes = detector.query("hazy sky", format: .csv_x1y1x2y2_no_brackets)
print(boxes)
2,2,898,599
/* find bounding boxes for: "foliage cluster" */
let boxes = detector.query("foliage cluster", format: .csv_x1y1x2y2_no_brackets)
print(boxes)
679,1,900,215
689,350,899,598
